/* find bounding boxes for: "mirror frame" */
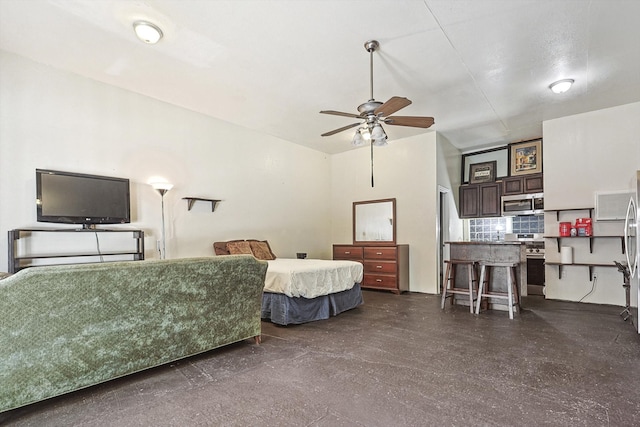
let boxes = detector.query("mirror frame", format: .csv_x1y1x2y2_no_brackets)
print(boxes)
353,198,396,246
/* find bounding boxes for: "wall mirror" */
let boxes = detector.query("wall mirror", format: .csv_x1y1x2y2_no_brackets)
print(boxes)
353,198,396,245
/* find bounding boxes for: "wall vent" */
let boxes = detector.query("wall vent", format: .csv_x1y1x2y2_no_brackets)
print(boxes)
594,190,633,221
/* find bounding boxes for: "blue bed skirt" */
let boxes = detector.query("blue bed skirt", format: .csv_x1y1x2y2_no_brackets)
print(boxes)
261,283,364,325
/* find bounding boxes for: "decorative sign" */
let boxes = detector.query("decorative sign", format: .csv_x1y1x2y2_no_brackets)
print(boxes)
469,161,497,184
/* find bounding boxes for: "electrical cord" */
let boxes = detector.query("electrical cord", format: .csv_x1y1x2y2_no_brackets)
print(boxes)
94,232,104,262
579,274,597,302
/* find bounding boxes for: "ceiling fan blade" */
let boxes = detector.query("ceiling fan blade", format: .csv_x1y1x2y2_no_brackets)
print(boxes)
320,110,362,119
374,96,412,117
321,122,361,137
384,116,435,128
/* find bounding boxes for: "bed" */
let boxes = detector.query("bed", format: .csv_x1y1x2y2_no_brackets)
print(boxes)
213,240,364,325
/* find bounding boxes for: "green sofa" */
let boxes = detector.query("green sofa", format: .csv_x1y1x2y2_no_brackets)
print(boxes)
0,255,267,412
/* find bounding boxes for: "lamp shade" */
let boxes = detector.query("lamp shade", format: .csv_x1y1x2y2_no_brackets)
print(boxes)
352,129,366,146
371,124,388,146
150,182,173,196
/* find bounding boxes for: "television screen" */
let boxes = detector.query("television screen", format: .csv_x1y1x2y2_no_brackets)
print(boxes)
36,169,131,227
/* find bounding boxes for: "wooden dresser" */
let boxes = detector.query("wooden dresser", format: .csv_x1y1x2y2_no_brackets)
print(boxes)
333,244,409,294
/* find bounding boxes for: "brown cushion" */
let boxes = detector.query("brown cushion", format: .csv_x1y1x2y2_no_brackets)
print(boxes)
249,240,275,260
247,239,277,260
213,242,230,256
213,239,245,256
227,241,253,255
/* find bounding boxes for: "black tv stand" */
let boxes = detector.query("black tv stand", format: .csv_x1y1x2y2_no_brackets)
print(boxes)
8,228,145,273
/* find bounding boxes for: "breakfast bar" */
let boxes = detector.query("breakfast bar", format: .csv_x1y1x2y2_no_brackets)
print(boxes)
445,241,528,310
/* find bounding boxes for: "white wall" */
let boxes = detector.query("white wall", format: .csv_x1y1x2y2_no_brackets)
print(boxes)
331,132,449,294
543,102,640,305
436,132,464,265
0,51,332,272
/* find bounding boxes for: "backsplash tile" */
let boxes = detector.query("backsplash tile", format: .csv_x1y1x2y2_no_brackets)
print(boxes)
468,214,544,241
513,215,545,234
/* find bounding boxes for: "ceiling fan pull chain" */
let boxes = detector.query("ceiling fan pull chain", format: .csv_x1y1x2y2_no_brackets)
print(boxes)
371,140,375,187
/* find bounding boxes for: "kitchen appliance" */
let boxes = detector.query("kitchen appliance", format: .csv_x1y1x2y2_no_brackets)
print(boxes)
501,193,544,216
504,233,545,295
623,171,640,333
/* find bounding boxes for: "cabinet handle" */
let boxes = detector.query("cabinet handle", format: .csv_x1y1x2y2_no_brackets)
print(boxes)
376,252,383,255
376,279,383,282
344,251,350,254
376,265,383,269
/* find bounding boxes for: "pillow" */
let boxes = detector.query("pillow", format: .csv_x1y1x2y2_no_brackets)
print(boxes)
213,240,245,256
249,240,276,260
226,241,253,255
0,272,11,280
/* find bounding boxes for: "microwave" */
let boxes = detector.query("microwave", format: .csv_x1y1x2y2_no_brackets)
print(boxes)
501,193,544,216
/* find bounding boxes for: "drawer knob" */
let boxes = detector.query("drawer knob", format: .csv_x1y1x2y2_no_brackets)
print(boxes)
376,252,383,255
376,279,383,282
376,265,382,269
344,251,350,254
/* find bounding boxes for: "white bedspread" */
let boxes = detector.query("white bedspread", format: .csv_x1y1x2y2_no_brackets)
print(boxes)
264,258,364,299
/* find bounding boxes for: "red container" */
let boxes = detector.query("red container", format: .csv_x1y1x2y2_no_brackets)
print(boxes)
575,218,593,236
559,222,571,237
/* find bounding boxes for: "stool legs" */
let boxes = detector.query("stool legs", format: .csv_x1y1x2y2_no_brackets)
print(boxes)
441,260,478,313
466,263,477,313
440,261,452,309
475,262,520,319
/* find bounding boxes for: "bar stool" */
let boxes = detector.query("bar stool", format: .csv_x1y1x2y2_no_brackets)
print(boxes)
475,261,520,319
441,260,479,313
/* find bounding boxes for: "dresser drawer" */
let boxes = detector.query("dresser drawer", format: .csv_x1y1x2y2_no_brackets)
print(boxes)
363,274,397,289
364,260,397,275
364,247,397,260
333,245,363,260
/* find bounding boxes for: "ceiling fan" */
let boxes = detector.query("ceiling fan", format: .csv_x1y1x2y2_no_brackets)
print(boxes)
320,40,434,186
320,40,434,144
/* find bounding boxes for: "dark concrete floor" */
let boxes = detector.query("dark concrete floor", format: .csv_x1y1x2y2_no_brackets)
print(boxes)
2,290,640,426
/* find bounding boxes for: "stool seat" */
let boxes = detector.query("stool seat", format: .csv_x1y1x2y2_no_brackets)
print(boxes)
475,261,520,319
441,259,479,313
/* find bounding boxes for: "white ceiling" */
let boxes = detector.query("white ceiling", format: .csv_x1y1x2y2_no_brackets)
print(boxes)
1,0,639,154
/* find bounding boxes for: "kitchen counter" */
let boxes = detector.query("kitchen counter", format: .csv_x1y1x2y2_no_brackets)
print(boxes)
444,241,528,308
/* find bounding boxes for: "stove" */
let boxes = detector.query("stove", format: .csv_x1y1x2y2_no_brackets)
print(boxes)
504,233,546,295
525,242,545,258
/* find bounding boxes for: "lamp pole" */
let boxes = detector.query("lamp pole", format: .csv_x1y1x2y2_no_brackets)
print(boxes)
158,188,168,259
151,182,173,259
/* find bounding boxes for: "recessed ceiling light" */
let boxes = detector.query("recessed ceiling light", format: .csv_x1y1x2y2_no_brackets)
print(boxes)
133,21,163,44
549,79,574,94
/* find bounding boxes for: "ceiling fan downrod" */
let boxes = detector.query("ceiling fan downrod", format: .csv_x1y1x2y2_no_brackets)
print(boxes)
364,40,379,102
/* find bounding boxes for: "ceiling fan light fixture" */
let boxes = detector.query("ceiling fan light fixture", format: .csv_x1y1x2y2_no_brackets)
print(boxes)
352,129,366,146
371,124,388,146
549,79,574,94
133,21,163,44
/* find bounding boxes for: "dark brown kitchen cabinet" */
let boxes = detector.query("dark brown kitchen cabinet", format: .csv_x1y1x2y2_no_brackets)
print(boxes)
459,182,502,218
502,173,543,195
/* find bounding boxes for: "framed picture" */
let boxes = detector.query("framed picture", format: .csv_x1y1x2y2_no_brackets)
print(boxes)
510,139,542,176
469,161,497,184
461,146,508,184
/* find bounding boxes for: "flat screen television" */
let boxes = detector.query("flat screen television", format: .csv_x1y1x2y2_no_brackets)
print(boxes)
36,169,131,228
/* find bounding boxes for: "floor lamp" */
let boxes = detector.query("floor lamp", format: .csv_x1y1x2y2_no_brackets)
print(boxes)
151,182,173,259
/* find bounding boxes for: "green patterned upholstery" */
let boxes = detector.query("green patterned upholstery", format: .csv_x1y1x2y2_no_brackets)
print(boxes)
0,255,267,412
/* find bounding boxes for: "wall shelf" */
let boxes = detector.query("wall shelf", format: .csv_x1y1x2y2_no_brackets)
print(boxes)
183,197,221,212
543,235,625,253
544,207,593,221
546,262,618,281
